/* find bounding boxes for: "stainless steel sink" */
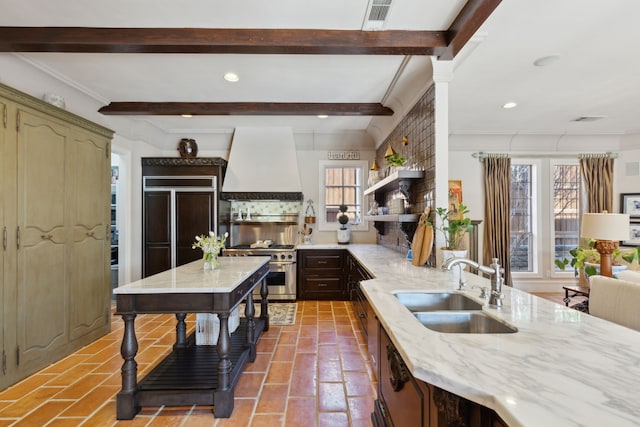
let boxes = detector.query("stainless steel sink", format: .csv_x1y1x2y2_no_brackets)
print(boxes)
394,292,483,312
414,311,518,334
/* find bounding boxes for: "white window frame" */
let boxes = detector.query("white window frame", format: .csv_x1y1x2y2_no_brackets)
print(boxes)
510,159,541,278
510,158,579,280
318,160,369,232
548,158,581,279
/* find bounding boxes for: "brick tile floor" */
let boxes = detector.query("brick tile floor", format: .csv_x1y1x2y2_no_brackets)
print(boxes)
0,301,377,426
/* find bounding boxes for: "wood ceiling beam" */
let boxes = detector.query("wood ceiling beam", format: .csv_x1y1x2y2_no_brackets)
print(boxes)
0,27,446,55
98,102,394,116
437,0,503,60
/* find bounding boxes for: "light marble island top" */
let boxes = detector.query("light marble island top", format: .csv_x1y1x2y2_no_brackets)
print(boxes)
302,244,640,427
113,256,271,294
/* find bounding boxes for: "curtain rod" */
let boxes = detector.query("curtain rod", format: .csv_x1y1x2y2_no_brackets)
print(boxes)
472,152,619,161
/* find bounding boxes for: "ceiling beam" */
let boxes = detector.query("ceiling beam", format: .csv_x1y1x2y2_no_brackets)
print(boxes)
437,0,503,60
98,102,394,116
0,27,446,55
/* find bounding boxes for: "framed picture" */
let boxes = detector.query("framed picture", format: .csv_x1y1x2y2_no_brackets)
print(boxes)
620,193,640,218
623,221,640,246
448,180,463,219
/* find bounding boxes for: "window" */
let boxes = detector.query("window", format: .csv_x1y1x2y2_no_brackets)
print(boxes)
318,160,367,231
510,164,534,271
509,159,580,276
552,164,581,267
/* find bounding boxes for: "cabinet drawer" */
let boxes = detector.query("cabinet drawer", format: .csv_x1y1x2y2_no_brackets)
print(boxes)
304,255,343,269
301,276,342,292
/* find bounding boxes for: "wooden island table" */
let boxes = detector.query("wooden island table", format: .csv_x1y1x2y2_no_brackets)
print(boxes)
113,257,270,419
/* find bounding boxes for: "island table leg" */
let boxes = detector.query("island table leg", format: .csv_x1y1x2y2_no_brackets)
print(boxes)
260,278,269,331
173,312,187,349
116,313,139,420
214,312,234,418
245,292,257,361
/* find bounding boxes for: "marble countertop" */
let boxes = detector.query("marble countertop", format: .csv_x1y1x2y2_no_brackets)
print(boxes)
113,257,270,294
305,244,640,427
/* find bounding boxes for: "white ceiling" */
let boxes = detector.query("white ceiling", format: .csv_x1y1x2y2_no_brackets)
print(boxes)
2,0,640,148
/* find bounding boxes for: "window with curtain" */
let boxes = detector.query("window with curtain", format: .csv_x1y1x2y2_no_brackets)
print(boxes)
318,160,367,231
509,159,581,275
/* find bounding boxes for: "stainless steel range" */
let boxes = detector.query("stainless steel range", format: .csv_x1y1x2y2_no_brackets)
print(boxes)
224,244,297,301
222,202,300,300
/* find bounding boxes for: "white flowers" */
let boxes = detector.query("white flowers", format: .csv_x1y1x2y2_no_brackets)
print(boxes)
192,231,228,261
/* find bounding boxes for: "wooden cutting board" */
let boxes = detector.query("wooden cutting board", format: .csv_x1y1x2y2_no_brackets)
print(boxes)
411,208,433,266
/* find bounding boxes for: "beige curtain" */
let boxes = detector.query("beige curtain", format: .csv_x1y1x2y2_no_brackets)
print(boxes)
580,156,614,213
483,157,512,286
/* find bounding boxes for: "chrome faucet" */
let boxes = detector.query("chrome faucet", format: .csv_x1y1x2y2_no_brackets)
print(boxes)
443,257,504,308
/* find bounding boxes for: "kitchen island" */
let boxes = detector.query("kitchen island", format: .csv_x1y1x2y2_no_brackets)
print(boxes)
305,244,640,426
113,257,270,420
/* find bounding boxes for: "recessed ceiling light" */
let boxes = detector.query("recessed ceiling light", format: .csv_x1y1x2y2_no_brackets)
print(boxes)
533,55,561,67
502,102,517,109
224,72,239,82
181,114,193,118
317,114,329,119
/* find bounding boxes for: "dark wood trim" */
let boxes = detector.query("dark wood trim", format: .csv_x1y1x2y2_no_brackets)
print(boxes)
99,102,393,116
221,192,303,201
0,2,501,59
0,27,446,55
437,0,503,60
141,157,227,167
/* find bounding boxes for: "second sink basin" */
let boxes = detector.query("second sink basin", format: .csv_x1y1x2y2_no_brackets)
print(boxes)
414,311,518,334
394,292,483,312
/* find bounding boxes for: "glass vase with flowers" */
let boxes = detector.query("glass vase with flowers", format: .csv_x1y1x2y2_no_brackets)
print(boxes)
192,231,228,269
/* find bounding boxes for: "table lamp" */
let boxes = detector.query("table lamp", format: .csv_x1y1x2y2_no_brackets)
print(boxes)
580,212,630,277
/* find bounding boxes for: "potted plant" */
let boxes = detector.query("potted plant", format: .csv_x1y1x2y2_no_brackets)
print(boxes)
337,204,350,244
555,241,640,279
429,203,473,251
385,153,406,168
427,203,473,281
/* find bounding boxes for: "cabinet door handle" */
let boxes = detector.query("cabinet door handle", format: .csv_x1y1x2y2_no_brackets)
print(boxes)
2,226,6,251
86,231,95,237
316,260,328,264
16,226,20,249
317,283,328,287
40,234,53,240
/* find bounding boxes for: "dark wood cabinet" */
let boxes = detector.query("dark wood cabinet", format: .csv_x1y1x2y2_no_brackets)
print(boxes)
376,326,433,427
142,158,226,277
297,249,348,300
375,322,509,427
348,254,378,374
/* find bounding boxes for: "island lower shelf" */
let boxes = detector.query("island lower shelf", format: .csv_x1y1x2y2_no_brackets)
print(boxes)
137,318,265,407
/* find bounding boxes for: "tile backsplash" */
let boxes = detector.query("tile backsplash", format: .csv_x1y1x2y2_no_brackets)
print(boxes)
372,86,436,263
230,200,302,216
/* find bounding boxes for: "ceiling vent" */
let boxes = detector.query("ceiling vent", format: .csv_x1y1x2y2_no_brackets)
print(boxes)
573,116,605,122
362,0,393,31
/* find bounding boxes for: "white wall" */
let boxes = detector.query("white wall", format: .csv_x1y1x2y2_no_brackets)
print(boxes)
294,132,378,245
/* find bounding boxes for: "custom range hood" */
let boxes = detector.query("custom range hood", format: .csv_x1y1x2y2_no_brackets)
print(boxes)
221,127,303,200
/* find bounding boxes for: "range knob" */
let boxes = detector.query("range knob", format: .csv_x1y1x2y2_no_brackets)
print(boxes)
272,254,278,261
280,254,286,260
287,254,293,260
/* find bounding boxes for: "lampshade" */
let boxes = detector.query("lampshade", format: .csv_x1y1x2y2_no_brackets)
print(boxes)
581,212,629,241
384,143,396,158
